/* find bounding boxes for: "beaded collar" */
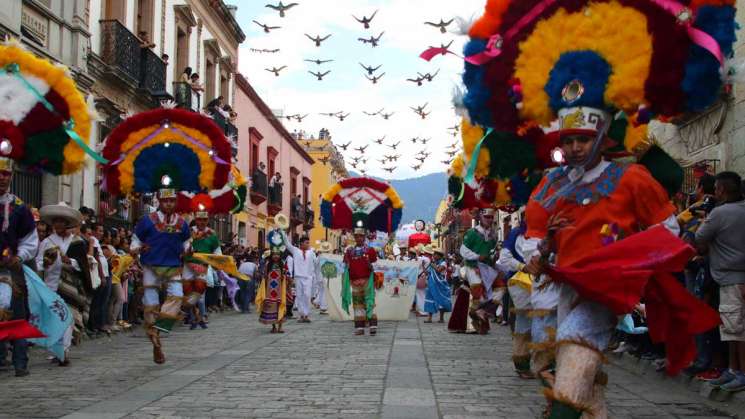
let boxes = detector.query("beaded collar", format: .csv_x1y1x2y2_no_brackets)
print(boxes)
533,162,629,208
149,211,185,233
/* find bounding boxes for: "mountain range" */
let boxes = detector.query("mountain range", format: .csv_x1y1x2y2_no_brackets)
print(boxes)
349,171,448,223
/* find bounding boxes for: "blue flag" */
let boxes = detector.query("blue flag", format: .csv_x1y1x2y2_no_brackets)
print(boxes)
23,265,72,359
424,264,453,314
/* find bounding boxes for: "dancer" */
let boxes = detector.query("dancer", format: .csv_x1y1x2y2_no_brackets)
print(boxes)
0,157,39,376
342,213,378,336
283,232,317,323
313,241,332,315
423,246,451,323
459,208,499,335
183,209,221,330
130,187,191,364
255,230,289,333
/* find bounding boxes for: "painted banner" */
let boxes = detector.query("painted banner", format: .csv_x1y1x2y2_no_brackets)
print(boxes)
318,255,420,321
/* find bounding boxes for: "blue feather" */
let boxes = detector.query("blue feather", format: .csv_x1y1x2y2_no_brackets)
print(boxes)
133,143,202,192
320,200,333,228
462,39,493,127
545,51,611,112
682,6,736,112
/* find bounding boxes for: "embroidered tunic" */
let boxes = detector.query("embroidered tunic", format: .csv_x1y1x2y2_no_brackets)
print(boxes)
344,246,377,280
133,212,191,267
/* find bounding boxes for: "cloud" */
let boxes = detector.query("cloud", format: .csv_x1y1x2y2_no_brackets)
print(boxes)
233,0,481,179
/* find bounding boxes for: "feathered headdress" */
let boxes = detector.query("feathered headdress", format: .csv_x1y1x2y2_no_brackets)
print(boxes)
0,41,102,174
101,108,232,196
446,0,736,205
320,177,404,233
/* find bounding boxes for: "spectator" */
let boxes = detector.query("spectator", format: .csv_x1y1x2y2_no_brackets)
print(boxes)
190,73,204,93
161,53,169,65
83,223,111,336
237,254,258,314
696,171,745,393
138,31,156,49
180,67,192,82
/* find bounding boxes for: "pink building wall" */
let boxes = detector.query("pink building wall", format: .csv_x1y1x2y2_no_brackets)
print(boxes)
234,74,314,247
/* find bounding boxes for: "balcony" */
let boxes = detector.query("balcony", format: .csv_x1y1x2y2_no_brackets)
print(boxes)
304,208,315,229
172,82,201,111
290,200,304,228
139,48,167,97
99,20,141,85
250,169,268,205
268,184,283,216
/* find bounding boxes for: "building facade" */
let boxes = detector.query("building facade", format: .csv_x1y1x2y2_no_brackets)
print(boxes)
297,128,348,251
0,0,94,210
234,74,314,249
0,0,245,235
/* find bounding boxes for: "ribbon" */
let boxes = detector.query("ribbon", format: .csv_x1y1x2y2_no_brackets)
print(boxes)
109,123,229,166
419,46,462,62
463,127,493,186
647,0,724,66
4,63,109,164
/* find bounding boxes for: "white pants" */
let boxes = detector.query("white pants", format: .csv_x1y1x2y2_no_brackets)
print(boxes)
294,275,313,317
142,267,183,306
416,288,426,314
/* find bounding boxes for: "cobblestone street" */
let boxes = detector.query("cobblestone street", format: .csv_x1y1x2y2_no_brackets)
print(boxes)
0,310,738,419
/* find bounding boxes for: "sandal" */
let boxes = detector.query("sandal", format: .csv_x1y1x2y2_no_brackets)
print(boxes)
423,319,433,323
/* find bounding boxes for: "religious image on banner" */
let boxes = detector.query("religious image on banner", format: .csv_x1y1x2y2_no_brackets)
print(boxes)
319,255,419,321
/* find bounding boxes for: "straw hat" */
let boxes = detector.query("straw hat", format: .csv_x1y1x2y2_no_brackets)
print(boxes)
40,202,82,228
423,244,434,255
318,241,332,253
274,213,289,230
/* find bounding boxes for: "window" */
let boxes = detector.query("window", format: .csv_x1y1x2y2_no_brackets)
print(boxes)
249,127,263,173
175,27,189,80
267,146,278,178
220,72,229,103
136,0,155,44
205,58,215,102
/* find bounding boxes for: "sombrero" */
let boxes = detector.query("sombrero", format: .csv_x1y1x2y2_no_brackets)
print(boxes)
40,202,81,227
423,244,434,255
318,241,332,253
274,213,289,230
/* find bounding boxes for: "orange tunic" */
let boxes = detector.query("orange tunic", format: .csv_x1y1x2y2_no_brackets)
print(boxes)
526,163,674,268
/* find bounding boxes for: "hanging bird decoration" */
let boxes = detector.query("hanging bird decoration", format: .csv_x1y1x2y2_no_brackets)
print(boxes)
424,18,455,33
353,10,378,29
265,2,299,18
0,40,104,174
365,73,385,84
265,66,287,76
305,34,332,47
253,20,280,33
358,32,384,47
309,70,331,81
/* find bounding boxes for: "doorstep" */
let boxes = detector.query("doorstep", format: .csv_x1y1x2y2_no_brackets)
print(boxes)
610,352,745,417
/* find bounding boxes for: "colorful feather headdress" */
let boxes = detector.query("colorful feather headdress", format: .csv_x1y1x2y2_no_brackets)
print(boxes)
0,41,102,174
176,165,248,215
445,0,737,207
102,108,232,198
320,177,404,233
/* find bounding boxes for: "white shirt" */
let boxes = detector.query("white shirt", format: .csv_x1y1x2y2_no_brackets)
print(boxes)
36,233,81,292
238,261,257,279
90,236,109,277
284,235,317,279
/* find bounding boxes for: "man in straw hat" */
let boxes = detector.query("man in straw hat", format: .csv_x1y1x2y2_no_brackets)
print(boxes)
0,156,38,377
342,212,379,336
37,201,86,366
182,209,221,330
457,207,500,335
130,187,191,364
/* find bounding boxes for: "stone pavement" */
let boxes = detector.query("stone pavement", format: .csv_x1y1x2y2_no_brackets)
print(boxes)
0,309,738,419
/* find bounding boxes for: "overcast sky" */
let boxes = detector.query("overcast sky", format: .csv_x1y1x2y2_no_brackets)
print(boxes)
232,0,487,179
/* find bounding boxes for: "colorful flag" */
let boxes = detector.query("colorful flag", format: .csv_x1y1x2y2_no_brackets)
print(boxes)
0,319,45,341
24,265,72,360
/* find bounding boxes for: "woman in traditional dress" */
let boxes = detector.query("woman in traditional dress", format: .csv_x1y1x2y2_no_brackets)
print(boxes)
423,246,452,323
255,232,288,333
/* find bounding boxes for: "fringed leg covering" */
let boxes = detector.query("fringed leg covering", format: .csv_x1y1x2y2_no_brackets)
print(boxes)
545,342,604,419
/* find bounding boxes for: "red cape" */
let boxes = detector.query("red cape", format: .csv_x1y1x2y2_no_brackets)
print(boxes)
547,226,720,375
0,320,46,341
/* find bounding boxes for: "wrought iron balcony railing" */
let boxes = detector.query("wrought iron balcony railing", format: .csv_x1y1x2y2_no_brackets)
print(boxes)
250,169,268,205
99,20,141,84
172,82,201,111
140,48,166,95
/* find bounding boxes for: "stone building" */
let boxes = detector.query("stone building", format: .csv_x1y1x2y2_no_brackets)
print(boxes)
233,74,314,249
0,0,93,209
298,128,349,251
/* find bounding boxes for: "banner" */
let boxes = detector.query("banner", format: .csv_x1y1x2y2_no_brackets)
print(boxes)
318,255,420,321
24,265,72,360
191,253,249,281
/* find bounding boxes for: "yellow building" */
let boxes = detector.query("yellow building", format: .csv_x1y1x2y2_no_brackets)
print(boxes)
298,129,349,251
